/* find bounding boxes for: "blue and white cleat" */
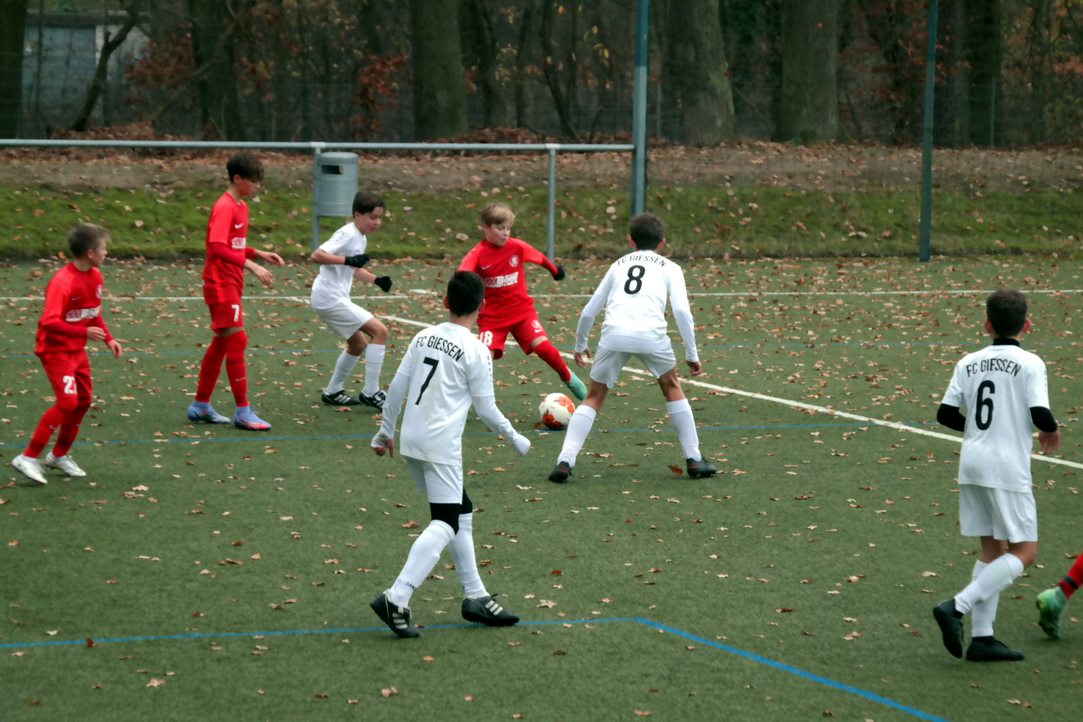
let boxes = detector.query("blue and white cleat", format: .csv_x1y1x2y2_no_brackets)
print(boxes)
234,407,272,431
187,403,231,424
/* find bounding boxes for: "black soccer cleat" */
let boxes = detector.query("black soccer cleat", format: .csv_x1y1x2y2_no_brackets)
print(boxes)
548,461,572,484
933,599,964,658
965,636,1024,662
359,390,387,410
686,457,718,479
462,594,519,627
370,592,420,638
321,390,361,406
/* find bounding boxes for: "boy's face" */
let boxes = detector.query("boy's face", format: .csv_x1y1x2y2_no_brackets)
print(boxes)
353,207,385,235
483,222,512,246
232,174,261,198
86,239,109,268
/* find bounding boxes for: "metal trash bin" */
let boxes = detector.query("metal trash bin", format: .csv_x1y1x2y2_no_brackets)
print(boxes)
312,151,359,248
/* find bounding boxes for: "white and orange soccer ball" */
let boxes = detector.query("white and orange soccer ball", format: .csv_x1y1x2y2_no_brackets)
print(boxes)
539,392,576,430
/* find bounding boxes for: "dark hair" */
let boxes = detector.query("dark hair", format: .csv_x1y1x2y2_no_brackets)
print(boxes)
68,223,109,258
353,191,386,215
226,153,264,183
987,289,1028,337
447,271,485,317
629,213,664,250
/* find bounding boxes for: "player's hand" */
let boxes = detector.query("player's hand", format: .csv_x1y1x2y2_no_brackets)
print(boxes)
510,432,531,456
86,327,106,342
374,276,393,293
251,264,274,287
552,265,566,281
344,253,370,269
574,349,591,368
1039,429,1061,454
371,432,395,457
687,360,703,376
107,339,123,359
257,250,285,267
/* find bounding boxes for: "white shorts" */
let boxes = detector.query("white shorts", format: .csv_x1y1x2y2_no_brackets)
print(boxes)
958,484,1037,543
404,456,463,505
313,300,373,339
590,345,677,388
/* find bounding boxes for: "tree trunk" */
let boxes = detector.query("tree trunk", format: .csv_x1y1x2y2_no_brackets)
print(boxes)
71,6,140,132
934,0,968,147
776,0,838,143
461,0,507,128
662,0,735,146
513,1,536,128
411,0,468,140
187,0,250,140
0,0,30,137
539,0,580,140
964,0,1003,146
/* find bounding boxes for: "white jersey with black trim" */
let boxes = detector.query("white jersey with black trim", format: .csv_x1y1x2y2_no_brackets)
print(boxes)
310,221,366,309
941,341,1051,492
576,249,699,362
380,321,511,465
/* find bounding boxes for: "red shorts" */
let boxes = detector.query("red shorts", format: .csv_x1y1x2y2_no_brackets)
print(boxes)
38,350,92,403
207,300,245,331
478,315,547,360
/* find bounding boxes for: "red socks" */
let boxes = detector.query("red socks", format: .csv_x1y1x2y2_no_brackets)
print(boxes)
533,340,571,382
195,331,249,406
1059,552,1083,599
224,330,249,407
24,406,66,458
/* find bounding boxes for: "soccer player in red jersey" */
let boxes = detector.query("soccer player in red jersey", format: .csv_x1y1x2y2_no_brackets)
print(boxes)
458,203,586,400
186,153,284,431
10,224,123,486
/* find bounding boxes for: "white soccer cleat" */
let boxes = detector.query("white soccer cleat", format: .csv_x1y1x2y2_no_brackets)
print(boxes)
45,452,87,478
11,455,47,485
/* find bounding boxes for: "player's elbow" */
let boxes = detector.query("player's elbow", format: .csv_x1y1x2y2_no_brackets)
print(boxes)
936,404,966,432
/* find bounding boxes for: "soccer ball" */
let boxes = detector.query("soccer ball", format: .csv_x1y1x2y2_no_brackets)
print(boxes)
539,392,576,430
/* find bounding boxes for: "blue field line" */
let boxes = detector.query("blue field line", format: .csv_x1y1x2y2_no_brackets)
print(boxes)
0,418,932,450
639,618,945,722
0,616,943,721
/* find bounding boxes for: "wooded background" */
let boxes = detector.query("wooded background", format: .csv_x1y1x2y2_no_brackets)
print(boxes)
1,0,1081,147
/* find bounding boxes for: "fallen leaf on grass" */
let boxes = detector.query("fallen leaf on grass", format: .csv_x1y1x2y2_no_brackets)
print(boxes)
146,678,166,688
381,687,398,698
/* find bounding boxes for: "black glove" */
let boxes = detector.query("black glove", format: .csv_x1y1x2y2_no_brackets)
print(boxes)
552,264,566,281
374,276,393,293
344,253,370,268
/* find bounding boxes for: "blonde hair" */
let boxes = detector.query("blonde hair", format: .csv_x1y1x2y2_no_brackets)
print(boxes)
480,203,515,227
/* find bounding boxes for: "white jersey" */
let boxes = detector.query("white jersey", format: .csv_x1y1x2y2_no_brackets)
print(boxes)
379,322,516,465
941,341,1051,492
576,249,699,362
310,221,366,309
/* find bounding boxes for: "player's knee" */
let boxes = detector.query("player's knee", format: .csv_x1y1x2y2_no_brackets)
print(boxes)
429,503,460,534
367,320,389,344
54,395,81,414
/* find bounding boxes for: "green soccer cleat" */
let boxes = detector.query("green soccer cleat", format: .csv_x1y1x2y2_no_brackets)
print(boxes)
565,373,587,401
1036,586,1067,640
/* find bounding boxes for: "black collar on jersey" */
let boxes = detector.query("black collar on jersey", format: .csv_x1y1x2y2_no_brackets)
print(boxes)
992,338,1021,346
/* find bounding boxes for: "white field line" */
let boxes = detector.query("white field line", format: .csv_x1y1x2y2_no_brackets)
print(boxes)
3,287,1083,303
382,313,1083,472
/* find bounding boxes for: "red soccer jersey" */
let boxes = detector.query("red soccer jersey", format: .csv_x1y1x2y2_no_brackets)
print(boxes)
35,263,113,355
459,237,558,328
201,191,253,303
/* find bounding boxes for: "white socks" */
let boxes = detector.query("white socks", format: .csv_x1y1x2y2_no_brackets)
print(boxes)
388,520,455,608
558,405,597,466
968,560,999,637
364,344,386,395
326,350,361,394
667,398,701,460
954,553,1024,616
448,513,488,599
